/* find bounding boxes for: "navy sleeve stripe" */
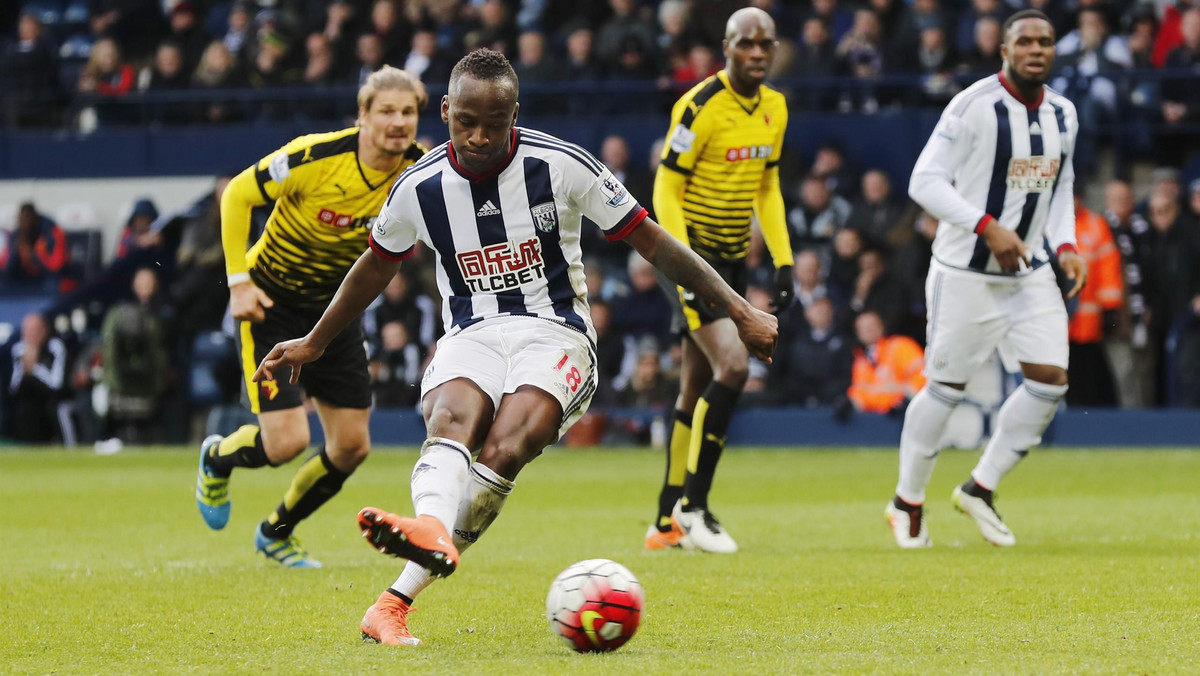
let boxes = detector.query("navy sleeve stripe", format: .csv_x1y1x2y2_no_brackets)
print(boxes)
520,129,605,173
385,148,447,206
520,140,602,176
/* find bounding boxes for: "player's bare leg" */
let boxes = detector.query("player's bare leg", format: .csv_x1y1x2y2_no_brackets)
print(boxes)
675,319,746,553
955,363,1067,546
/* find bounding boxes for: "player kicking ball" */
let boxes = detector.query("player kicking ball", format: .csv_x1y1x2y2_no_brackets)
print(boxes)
886,9,1088,548
254,49,778,645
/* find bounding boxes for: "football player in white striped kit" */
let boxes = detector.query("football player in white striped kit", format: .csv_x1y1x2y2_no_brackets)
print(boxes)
254,49,778,645
885,9,1089,549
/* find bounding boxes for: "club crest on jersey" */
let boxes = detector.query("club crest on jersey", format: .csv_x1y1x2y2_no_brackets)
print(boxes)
1006,156,1059,192
600,177,629,208
456,237,546,293
530,202,558,232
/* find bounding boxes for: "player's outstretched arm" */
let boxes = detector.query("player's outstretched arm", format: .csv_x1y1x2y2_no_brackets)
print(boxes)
623,218,778,362
254,250,401,384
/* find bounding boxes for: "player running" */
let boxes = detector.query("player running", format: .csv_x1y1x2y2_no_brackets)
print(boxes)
194,66,427,568
253,49,778,645
886,9,1088,548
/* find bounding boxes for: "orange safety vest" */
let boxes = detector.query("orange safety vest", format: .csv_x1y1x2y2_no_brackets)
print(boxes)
848,335,927,413
1069,207,1124,344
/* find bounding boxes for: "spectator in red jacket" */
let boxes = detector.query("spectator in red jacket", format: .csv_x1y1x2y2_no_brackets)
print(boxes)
1,203,67,286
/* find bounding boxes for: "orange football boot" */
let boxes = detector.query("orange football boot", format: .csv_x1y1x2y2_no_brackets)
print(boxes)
360,590,421,646
643,516,693,551
357,507,459,578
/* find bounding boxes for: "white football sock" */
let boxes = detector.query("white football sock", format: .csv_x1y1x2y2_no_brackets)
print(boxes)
390,561,435,601
410,437,471,533
972,380,1067,490
390,462,514,602
896,382,965,504
452,462,514,553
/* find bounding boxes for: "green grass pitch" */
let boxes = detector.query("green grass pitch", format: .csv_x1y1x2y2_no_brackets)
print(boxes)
1,446,1198,674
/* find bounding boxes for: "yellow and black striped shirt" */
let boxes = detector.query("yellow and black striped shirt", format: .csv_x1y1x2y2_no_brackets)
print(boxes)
656,71,790,264
224,127,425,311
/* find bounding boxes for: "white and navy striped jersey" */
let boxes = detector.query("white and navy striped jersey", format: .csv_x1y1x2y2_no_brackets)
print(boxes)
909,73,1079,276
369,127,648,344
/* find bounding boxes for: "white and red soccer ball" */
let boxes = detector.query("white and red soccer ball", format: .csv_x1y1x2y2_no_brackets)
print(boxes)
545,558,644,653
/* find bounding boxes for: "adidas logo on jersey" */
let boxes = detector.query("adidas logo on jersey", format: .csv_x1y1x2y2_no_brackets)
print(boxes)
476,200,501,217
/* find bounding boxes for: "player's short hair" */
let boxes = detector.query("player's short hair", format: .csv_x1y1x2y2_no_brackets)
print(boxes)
450,48,519,96
357,65,428,112
1002,9,1054,40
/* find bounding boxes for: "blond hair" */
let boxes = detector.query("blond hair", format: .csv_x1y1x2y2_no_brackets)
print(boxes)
357,65,428,111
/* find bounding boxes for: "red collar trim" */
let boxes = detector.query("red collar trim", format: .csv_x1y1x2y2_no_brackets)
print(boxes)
447,128,520,182
998,71,1043,110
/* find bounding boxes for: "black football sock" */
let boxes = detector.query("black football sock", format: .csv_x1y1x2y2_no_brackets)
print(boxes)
206,424,272,476
260,446,351,540
682,381,739,513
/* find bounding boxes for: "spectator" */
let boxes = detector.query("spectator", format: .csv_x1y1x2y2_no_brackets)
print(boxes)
1159,8,1200,167
303,32,343,87
911,19,960,104
1141,190,1200,405
77,36,136,96
4,313,68,443
656,0,693,74
624,136,662,220
512,30,559,113
607,33,657,85
192,41,246,123
791,248,840,318
610,251,673,345
365,270,438,356
562,27,602,113
827,226,864,306
2,203,67,290
221,1,256,61
165,1,208,73
464,0,518,54
773,296,853,407
1056,3,1133,67
589,299,627,406
369,321,422,408
368,0,411,65
790,16,838,111
352,32,386,86
807,0,854,45
246,30,300,90
809,141,857,198
596,0,658,71
143,41,192,124
1124,5,1158,69
847,309,925,414
1,12,62,127
403,29,456,85
959,16,1003,75
788,174,852,254
955,0,1008,55
88,0,164,60
848,247,909,338
846,169,905,250
1066,190,1123,407
99,267,171,444
836,8,885,113
1104,180,1154,407
171,176,234,343
613,335,675,410
115,198,161,261
1050,7,1128,172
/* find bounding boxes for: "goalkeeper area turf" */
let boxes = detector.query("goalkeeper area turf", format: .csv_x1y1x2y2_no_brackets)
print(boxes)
1,446,1197,674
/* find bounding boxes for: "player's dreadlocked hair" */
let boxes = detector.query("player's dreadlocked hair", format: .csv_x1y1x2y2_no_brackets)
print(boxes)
450,48,519,96
1002,9,1053,40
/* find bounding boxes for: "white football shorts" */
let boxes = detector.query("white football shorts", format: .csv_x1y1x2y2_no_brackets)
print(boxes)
420,315,597,439
922,259,1069,384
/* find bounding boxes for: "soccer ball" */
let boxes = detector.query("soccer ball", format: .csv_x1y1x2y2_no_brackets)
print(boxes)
545,558,644,653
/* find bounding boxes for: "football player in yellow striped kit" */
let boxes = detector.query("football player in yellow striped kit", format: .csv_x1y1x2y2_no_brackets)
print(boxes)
194,66,426,568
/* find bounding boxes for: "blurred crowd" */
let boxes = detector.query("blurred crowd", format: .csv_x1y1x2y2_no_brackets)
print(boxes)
2,0,1200,158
